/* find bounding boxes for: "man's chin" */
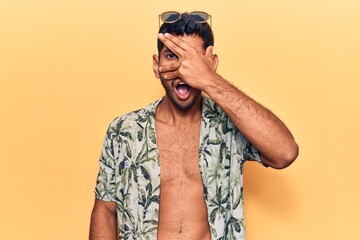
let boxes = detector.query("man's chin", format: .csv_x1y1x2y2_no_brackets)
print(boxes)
169,93,201,112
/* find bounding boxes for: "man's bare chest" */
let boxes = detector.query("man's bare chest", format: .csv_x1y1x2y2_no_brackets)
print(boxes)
156,123,202,183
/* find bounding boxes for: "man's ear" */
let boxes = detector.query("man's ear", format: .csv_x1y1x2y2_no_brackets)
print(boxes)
152,54,160,79
206,46,219,71
212,54,219,71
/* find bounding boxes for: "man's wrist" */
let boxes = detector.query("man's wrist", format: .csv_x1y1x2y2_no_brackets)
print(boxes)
202,73,227,96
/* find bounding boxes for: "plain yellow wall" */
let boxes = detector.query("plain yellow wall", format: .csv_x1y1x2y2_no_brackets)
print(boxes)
1,0,359,239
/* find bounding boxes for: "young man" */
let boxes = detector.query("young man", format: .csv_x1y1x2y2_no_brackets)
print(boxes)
90,12,298,240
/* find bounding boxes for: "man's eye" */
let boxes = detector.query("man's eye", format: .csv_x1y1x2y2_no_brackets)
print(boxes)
166,53,177,59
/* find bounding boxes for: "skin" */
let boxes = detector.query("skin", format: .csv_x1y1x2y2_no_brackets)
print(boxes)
155,33,299,169
154,35,213,240
89,33,299,240
89,200,117,240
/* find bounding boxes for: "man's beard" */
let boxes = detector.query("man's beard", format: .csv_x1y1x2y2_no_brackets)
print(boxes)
160,77,201,112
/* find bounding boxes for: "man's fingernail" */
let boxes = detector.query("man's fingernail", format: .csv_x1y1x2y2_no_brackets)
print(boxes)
164,33,169,37
158,33,164,38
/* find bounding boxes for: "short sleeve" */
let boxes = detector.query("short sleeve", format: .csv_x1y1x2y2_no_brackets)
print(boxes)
94,130,117,202
244,139,270,167
244,141,261,163
233,124,265,166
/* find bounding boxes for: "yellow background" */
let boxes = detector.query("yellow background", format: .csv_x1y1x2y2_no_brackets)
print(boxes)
1,0,359,239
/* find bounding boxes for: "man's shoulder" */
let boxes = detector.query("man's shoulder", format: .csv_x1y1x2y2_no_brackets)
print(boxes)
107,98,162,129
201,95,238,134
202,96,227,120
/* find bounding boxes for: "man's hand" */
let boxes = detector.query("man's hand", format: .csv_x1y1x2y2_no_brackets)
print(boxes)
158,33,218,91
157,32,298,169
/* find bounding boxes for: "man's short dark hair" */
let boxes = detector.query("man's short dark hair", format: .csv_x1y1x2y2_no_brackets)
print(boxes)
157,13,214,56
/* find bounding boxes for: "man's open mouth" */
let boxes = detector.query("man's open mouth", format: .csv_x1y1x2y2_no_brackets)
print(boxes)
175,81,191,99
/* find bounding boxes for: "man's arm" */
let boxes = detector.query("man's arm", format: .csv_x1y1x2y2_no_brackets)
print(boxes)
158,33,299,168
203,75,299,169
89,199,117,240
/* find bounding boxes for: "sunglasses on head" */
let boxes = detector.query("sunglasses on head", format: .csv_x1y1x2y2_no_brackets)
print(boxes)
158,11,212,28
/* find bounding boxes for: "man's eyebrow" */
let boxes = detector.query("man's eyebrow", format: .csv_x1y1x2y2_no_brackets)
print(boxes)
162,48,173,54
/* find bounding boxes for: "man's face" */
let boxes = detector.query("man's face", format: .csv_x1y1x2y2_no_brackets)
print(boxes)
154,34,205,111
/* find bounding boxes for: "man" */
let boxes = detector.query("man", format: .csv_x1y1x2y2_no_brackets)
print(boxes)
89,12,298,240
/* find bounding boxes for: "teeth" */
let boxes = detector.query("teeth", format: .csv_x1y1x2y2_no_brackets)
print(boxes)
179,82,186,85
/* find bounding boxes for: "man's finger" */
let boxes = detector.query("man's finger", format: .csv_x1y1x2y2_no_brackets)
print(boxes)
159,62,181,73
158,33,187,57
162,71,179,81
162,33,193,51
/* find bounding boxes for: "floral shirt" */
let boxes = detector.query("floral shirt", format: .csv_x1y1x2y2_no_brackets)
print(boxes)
95,96,262,240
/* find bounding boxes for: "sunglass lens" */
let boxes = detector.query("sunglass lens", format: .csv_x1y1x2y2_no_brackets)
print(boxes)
190,12,209,22
161,12,181,22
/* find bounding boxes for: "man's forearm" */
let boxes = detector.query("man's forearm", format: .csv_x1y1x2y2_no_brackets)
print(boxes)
89,200,117,240
203,74,298,169
155,33,298,168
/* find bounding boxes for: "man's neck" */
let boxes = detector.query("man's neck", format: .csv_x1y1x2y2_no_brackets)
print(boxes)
155,96,202,126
